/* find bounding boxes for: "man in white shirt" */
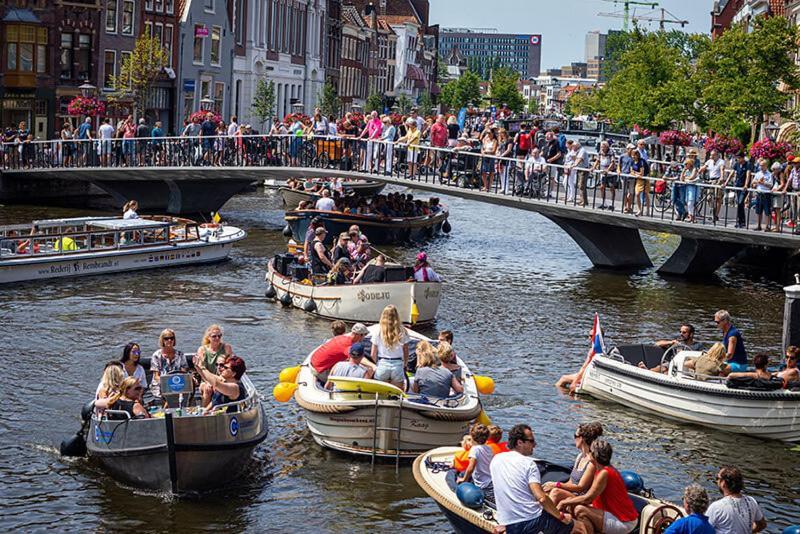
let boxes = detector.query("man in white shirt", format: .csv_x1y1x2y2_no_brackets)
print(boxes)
701,150,727,220
522,148,547,197
490,424,572,534
315,189,336,211
98,118,115,167
227,115,239,137
573,141,591,206
706,466,766,534
752,158,774,231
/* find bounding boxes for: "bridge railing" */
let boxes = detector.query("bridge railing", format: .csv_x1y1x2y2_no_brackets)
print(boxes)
4,134,798,235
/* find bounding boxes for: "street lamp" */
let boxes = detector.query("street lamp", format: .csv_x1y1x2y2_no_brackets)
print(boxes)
765,122,780,141
351,104,363,114
200,96,214,112
79,81,96,97
291,101,305,115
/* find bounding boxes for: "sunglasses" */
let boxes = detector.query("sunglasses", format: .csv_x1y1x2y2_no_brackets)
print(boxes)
209,334,222,339
217,364,229,370
520,438,536,444
163,336,175,341
131,350,141,355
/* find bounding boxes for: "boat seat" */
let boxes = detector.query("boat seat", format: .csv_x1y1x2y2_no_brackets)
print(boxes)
614,344,664,368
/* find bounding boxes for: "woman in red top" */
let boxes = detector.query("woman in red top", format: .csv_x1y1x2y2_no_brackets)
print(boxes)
557,439,638,534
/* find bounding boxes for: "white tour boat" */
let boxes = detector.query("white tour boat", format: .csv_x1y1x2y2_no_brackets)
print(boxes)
293,325,482,461
576,344,800,442
265,254,441,325
0,216,245,284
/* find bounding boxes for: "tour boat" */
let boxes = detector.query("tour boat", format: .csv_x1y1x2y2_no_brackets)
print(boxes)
279,180,387,207
293,325,482,460
0,216,245,284
284,207,450,246
576,344,800,442
413,447,684,534
265,255,441,325
85,372,268,493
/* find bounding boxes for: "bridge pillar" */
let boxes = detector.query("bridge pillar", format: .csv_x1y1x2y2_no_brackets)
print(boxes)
545,215,652,269
657,237,741,276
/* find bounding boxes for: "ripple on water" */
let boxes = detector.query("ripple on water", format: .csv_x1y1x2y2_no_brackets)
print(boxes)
0,186,798,529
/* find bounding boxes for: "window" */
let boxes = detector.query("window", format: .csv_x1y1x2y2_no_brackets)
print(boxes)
155,0,163,12
210,26,221,65
145,0,153,10
106,0,117,33
154,23,163,45
121,0,134,35
120,51,132,88
60,32,72,79
6,25,47,74
200,78,211,102
103,49,116,89
77,34,91,80
164,24,173,67
193,25,204,64
204,0,214,13
165,0,174,14
184,93,194,119
214,81,224,113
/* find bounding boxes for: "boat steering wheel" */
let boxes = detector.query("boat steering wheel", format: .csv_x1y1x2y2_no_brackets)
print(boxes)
643,503,683,534
660,343,690,370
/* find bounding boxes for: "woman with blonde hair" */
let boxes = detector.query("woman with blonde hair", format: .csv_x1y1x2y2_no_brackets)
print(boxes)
95,361,124,415
683,342,730,378
412,339,463,397
196,324,233,374
371,305,410,390
150,328,189,398
437,341,462,382
95,377,150,419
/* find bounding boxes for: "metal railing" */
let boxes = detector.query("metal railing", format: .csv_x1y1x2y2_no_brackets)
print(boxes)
5,134,800,236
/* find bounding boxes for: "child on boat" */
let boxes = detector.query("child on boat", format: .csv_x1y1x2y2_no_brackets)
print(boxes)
453,434,473,473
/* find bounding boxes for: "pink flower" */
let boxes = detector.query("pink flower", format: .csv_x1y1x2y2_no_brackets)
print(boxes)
749,138,792,161
658,130,692,147
67,96,106,117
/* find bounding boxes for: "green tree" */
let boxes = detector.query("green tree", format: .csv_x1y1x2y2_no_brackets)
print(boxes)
109,28,169,120
489,67,524,112
396,93,412,114
695,16,800,141
317,81,341,117
417,92,434,116
439,82,458,112
365,93,383,113
251,79,275,129
454,70,482,110
437,56,449,80
564,88,602,117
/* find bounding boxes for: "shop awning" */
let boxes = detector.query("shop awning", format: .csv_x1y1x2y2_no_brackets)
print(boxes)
3,8,40,23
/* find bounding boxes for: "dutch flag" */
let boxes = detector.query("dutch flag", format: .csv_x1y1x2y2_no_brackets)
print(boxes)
588,313,605,361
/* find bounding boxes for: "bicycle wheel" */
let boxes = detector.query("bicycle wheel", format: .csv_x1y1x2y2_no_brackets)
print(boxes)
654,189,672,213
317,152,330,168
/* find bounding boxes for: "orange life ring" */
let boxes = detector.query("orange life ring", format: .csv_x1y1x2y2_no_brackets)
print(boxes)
199,223,220,229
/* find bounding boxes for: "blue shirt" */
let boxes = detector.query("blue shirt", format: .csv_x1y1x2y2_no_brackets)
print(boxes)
78,122,91,139
664,513,715,534
723,325,747,365
620,154,633,174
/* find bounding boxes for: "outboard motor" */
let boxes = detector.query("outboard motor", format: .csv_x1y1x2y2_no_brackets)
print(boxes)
60,400,95,457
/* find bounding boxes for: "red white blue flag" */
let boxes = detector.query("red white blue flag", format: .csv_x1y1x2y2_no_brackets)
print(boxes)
588,313,605,360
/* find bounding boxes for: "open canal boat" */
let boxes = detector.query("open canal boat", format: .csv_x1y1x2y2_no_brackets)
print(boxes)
293,325,482,460
413,447,684,534
576,344,800,442
85,372,268,493
279,180,387,206
0,216,245,283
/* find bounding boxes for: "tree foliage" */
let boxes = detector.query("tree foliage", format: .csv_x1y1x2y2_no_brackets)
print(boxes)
696,16,800,140
109,29,169,120
317,81,341,117
417,92,434,115
251,79,275,128
489,67,524,112
564,88,602,117
365,93,383,113
396,93,412,114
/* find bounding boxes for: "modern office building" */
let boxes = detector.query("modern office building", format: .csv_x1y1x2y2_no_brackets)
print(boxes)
439,28,542,79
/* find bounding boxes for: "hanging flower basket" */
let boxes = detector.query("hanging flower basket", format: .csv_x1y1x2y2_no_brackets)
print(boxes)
749,138,792,161
189,110,222,124
633,124,654,138
388,112,404,126
283,112,311,125
658,130,692,147
67,96,106,118
703,135,744,156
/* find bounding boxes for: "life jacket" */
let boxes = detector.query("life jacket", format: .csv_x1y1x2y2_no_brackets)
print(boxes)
487,439,509,455
453,448,471,472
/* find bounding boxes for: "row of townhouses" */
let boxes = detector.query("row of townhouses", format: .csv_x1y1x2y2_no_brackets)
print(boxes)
0,0,438,138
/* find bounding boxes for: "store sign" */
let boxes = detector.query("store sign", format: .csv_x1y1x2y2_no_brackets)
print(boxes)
183,79,195,92
195,26,209,37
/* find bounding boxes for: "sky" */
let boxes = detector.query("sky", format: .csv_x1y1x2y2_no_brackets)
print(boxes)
430,0,713,70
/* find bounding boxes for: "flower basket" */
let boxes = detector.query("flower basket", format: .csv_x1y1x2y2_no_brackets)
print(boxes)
283,113,311,125
189,110,222,124
66,96,106,118
704,135,744,156
749,138,792,161
658,130,691,147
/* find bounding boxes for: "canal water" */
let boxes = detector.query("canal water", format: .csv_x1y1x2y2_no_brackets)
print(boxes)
1,187,798,531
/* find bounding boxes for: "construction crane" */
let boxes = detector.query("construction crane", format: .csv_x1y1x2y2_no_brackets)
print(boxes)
600,0,659,31
598,7,690,31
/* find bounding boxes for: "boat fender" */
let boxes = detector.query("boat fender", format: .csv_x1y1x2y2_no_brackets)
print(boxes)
80,400,96,422
279,292,293,306
782,527,800,534
278,366,301,383
474,375,495,395
273,382,298,402
303,299,317,312
283,224,293,237
456,482,484,509
620,471,645,494
442,220,452,233
265,284,277,299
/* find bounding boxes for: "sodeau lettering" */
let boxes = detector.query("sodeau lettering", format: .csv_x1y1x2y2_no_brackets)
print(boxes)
357,290,391,302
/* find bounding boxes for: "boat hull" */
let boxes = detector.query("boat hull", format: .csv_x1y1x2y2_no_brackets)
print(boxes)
279,181,386,206
86,379,267,492
266,260,441,324
285,209,448,245
0,227,245,284
578,356,800,442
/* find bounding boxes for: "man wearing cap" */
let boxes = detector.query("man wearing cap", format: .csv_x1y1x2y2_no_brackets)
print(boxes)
303,217,324,259
324,341,375,389
310,227,334,274
310,323,371,383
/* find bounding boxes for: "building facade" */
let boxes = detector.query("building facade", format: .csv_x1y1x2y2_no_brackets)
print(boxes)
177,0,234,125
141,0,180,133
439,28,541,79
